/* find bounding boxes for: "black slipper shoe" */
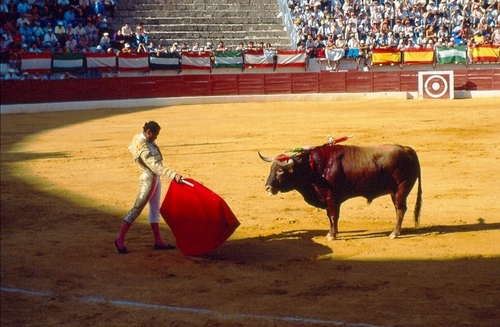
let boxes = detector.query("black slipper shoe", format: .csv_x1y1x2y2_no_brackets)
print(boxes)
154,243,176,250
114,240,128,254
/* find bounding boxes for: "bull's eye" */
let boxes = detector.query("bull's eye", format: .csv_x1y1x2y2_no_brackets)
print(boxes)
276,168,285,181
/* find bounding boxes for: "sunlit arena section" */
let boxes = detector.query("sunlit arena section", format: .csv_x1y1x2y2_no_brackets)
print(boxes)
1,99,499,326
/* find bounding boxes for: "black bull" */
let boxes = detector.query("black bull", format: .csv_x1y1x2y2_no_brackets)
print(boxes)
259,144,422,240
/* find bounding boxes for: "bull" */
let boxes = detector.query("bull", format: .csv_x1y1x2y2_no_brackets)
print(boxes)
259,143,422,240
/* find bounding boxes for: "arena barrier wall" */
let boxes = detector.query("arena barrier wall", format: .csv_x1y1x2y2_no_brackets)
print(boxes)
1,69,499,108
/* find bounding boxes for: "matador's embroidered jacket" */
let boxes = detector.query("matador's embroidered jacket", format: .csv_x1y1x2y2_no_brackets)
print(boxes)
128,133,177,180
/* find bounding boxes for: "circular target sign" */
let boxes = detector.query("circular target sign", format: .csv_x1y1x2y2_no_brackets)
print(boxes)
418,71,454,99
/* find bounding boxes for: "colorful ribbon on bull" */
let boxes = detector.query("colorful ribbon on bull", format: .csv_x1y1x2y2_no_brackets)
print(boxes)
288,135,353,154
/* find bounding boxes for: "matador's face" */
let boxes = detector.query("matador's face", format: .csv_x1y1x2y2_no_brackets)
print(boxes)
144,129,159,143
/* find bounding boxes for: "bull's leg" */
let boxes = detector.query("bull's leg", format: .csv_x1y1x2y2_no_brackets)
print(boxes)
390,193,408,239
325,200,340,241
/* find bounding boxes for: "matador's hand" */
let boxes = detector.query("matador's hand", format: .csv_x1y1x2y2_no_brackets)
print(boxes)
174,174,183,183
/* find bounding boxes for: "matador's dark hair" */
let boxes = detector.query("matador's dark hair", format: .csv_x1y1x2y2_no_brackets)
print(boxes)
143,121,161,134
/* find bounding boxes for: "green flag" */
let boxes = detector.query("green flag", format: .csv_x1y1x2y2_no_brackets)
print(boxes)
214,51,243,69
52,53,85,72
436,46,467,64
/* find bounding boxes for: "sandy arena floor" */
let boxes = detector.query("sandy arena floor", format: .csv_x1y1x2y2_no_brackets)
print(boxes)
1,99,499,326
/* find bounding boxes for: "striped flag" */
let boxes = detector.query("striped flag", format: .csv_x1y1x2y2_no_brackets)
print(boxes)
85,52,117,71
276,50,306,69
403,48,434,65
243,50,274,69
149,52,181,70
118,53,149,72
213,51,243,69
371,49,401,66
436,46,467,64
181,52,211,70
52,53,84,72
470,45,500,63
20,53,52,73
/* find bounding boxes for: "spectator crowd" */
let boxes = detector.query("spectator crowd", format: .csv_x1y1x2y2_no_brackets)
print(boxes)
1,0,499,79
289,0,499,69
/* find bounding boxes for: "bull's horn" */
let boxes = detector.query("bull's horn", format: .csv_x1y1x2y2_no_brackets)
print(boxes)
258,151,274,162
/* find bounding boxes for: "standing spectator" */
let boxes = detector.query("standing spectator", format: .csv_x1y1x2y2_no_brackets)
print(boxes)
356,39,369,69
103,0,114,18
114,121,182,254
136,22,147,46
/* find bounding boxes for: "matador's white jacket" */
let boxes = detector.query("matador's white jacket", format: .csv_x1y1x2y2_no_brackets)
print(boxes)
128,133,177,180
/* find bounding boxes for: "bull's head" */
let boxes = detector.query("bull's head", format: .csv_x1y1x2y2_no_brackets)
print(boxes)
258,151,298,195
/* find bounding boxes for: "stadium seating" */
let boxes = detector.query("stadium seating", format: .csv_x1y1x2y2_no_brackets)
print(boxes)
113,0,290,50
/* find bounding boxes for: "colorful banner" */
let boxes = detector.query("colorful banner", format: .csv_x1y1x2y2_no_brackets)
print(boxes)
118,53,149,71
436,46,467,64
371,49,401,66
20,53,53,73
403,49,434,65
85,52,117,71
276,50,306,69
243,50,274,69
181,52,211,70
52,53,85,72
149,52,181,70
469,45,500,63
213,51,243,69
325,48,344,61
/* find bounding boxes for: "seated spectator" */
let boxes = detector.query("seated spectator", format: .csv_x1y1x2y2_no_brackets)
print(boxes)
235,42,244,51
169,42,180,53
96,13,109,32
33,21,45,39
54,21,67,44
19,22,35,45
244,41,256,51
85,20,98,46
65,35,77,52
121,22,133,44
215,40,227,52
29,42,41,53
77,34,88,50
120,42,132,54
43,28,58,50
73,22,87,41
179,42,190,52
61,70,76,79
99,31,110,50
112,29,125,50
146,41,157,52
263,42,276,58
64,7,77,28
204,41,214,52
4,68,19,80
17,0,31,15
191,42,202,52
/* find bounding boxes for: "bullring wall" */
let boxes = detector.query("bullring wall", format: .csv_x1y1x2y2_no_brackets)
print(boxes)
2,69,499,108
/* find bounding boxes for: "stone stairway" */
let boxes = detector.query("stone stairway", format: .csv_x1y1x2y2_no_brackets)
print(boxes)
112,0,291,50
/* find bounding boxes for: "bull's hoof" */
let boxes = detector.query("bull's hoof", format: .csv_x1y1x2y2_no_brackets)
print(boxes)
325,233,337,241
389,232,399,239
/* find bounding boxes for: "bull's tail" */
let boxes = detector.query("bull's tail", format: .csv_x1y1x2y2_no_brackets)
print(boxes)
413,162,422,227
